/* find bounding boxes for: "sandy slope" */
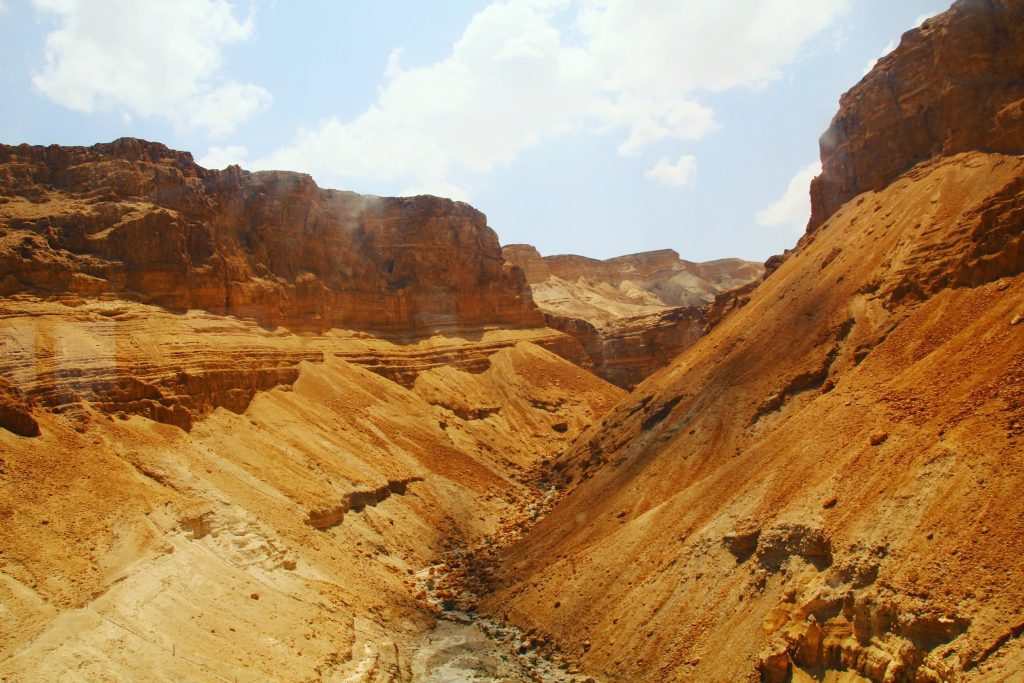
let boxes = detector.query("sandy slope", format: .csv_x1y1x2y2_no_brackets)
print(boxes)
483,152,1024,681
0,299,623,681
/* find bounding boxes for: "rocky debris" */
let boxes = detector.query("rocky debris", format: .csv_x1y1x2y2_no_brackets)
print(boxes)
723,526,760,561
755,524,832,571
0,139,543,334
809,0,1024,231
724,522,832,572
964,618,1024,672
757,556,971,683
412,478,600,683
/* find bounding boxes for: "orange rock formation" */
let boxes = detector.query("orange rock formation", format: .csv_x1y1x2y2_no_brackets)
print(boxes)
0,140,622,680
0,138,541,334
809,0,1024,230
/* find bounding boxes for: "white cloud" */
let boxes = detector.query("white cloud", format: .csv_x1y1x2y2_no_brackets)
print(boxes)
186,82,272,138
756,160,820,233
257,0,847,193
608,95,717,156
255,0,600,193
645,154,697,188
579,0,846,95
198,144,248,169
31,0,270,137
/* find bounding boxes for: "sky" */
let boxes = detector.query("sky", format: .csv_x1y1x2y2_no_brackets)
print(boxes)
1,0,953,262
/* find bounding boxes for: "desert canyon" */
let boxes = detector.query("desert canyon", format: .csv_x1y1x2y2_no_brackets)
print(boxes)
1,0,1024,681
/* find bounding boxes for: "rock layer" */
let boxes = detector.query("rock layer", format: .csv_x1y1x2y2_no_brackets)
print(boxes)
543,307,706,389
503,244,763,388
503,244,761,312
0,295,624,681
0,138,541,333
808,0,1024,230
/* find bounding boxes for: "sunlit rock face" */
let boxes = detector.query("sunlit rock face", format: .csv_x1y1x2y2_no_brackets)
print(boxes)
0,138,626,679
809,0,1024,231
0,137,542,334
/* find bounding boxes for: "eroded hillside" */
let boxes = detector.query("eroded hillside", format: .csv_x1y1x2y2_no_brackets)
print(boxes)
0,303,623,682
479,1,1024,679
484,151,1024,682
0,142,626,681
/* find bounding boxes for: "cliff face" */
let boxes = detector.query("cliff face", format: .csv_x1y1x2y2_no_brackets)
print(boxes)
0,138,541,333
484,2,1024,680
809,0,1024,230
503,244,763,387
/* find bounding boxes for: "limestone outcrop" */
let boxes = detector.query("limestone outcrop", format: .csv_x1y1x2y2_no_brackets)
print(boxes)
808,0,1024,230
0,138,541,333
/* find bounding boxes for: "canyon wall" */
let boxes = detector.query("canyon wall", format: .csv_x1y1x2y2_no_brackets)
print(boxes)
0,138,541,334
809,0,1024,230
484,1,1024,680
503,243,761,310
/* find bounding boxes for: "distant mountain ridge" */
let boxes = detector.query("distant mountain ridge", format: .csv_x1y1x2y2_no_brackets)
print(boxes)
503,243,764,387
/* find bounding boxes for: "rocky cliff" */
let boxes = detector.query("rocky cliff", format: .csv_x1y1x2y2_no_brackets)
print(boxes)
0,138,542,334
503,244,763,388
481,2,1024,681
809,0,1024,230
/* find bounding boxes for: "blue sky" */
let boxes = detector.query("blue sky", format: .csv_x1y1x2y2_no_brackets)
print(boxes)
2,0,951,262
